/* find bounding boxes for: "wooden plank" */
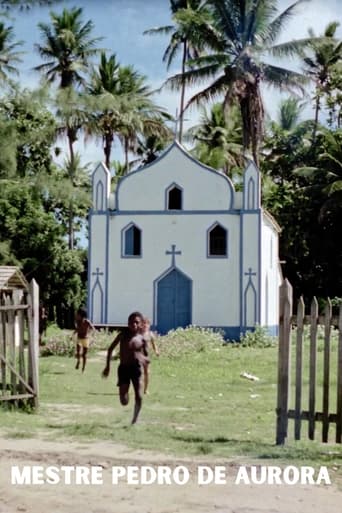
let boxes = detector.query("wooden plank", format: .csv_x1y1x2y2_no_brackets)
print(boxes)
0,393,34,401
276,279,292,445
17,307,26,393
288,409,337,423
308,297,318,440
322,299,332,443
291,315,339,326
0,305,29,311
295,297,305,440
336,305,342,443
0,355,35,396
0,311,6,395
6,296,17,398
28,279,39,408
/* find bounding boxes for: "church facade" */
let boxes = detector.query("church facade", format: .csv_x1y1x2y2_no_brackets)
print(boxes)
88,141,281,339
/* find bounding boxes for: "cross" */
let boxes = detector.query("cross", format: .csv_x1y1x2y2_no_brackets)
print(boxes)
244,268,257,278
166,244,182,267
92,267,104,279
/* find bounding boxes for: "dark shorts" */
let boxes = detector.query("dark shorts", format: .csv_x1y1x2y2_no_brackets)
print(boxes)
117,362,142,386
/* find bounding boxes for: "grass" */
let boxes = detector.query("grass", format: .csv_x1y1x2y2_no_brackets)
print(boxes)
0,326,342,480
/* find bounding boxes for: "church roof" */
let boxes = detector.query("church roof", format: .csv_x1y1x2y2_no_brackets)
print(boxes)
0,266,29,290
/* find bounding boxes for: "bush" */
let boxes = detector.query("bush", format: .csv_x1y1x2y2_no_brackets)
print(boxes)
157,325,225,359
40,328,113,357
238,325,276,348
40,332,75,357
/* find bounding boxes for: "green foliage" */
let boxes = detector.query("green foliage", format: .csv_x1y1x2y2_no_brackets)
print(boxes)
158,325,225,358
238,326,277,348
40,327,112,357
0,89,57,178
40,332,74,357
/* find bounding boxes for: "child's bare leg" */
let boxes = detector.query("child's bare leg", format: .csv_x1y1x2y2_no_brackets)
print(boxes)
75,344,81,369
131,377,143,424
144,365,149,394
82,347,88,372
119,384,129,406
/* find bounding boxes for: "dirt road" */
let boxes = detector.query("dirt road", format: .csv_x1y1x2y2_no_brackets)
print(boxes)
0,438,341,513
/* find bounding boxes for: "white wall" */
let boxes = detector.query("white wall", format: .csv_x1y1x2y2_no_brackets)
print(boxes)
116,143,235,211
261,213,281,329
106,213,240,327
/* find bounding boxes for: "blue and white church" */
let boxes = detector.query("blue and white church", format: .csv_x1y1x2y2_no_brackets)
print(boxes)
88,141,282,339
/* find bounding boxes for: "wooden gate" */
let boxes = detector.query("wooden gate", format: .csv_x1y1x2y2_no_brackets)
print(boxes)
0,279,39,409
276,279,342,445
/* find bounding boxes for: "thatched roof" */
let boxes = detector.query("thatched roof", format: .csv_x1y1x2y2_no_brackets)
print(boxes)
0,266,29,290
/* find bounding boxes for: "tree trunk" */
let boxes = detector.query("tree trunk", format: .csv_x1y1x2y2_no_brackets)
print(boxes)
67,130,75,250
104,133,113,170
313,91,320,143
178,39,187,144
124,137,129,173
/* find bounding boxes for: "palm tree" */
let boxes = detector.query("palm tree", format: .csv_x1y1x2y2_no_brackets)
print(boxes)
293,128,342,219
144,0,213,143
274,97,305,132
0,22,22,85
166,0,319,164
34,7,101,89
88,52,171,170
35,8,101,249
303,22,342,140
187,102,243,176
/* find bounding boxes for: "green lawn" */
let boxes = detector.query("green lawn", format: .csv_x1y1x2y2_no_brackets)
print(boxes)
1,327,341,479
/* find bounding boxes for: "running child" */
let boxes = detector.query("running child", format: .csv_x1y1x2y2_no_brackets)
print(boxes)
102,311,148,425
73,308,95,372
142,317,159,394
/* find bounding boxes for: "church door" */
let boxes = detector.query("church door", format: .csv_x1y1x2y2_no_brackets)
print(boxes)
157,269,191,334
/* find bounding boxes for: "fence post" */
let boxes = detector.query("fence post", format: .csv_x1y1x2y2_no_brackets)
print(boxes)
337,305,342,443
28,279,39,409
308,297,318,440
276,279,293,445
322,298,332,443
294,296,305,440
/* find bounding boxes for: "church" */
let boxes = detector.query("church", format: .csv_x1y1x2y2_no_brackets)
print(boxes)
88,141,281,339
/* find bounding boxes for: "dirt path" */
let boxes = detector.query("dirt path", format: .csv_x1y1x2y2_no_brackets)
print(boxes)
0,438,341,513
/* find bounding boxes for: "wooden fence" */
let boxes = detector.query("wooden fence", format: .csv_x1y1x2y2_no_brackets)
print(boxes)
0,279,39,409
276,279,342,445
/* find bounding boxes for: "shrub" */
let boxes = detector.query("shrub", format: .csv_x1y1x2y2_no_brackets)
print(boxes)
157,325,225,359
40,328,113,357
238,325,276,348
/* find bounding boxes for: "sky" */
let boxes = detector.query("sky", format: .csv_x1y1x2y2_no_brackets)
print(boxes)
7,0,342,168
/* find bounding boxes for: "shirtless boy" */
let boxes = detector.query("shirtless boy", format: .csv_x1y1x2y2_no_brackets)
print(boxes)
73,308,95,372
102,312,147,424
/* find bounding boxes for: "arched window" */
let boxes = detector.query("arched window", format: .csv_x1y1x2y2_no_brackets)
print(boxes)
123,224,141,257
208,224,227,257
167,185,182,210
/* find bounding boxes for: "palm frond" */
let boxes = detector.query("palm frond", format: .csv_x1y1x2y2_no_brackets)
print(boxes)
262,0,309,46
185,74,229,110
262,63,308,93
164,63,223,92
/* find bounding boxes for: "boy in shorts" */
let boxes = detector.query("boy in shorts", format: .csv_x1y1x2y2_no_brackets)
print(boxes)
142,317,159,394
73,308,95,372
102,311,147,424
